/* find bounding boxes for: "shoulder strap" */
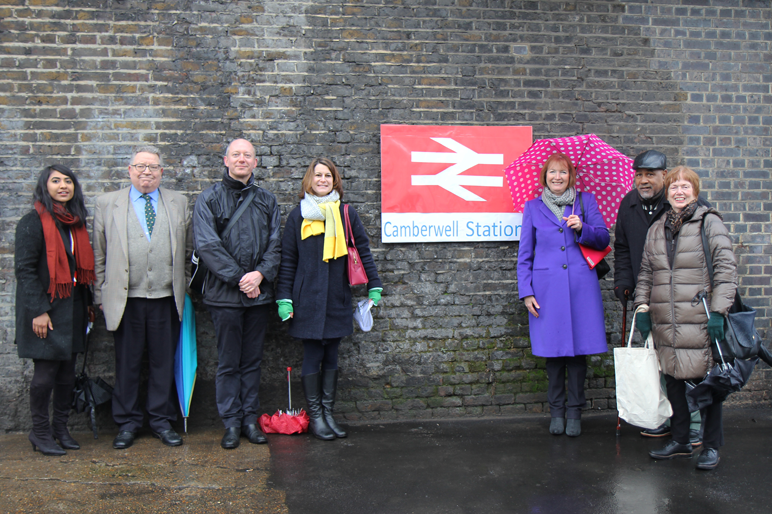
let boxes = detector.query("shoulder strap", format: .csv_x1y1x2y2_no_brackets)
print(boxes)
700,214,715,289
222,187,257,237
344,204,355,248
578,192,585,219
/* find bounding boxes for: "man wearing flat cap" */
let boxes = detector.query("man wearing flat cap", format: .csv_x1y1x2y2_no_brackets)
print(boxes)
614,150,706,442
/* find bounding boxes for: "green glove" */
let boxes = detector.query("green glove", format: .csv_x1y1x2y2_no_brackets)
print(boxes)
277,300,293,321
636,311,652,341
368,288,382,307
707,312,725,343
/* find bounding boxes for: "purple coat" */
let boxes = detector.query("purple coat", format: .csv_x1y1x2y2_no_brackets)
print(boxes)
517,192,609,358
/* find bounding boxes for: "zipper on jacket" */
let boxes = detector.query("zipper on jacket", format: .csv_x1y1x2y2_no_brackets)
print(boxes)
668,227,680,349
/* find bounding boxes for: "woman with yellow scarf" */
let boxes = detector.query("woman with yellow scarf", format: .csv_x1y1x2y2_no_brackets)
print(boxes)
276,158,382,441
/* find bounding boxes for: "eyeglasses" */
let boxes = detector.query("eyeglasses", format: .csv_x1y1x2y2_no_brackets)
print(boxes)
668,183,693,193
131,164,161,172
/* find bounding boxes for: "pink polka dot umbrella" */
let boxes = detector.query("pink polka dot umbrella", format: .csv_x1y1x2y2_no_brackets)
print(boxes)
504,134,634,228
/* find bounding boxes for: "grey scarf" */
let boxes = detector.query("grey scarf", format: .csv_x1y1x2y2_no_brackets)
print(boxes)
300,190,340,220
541,187,576,222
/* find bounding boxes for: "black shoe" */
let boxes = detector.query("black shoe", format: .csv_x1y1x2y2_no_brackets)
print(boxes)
29,432,66,456
696,448,720,470
640,423,671,438
153,429,183,447
689,429,702,448
242,424,267,444
221,427,240,449
649,440,694,460
113,430,136,450
53,427,80,450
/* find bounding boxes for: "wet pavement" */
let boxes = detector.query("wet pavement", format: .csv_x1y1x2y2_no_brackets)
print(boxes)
2,408,772,513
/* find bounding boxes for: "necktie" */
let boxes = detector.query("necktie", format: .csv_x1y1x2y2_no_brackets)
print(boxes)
141,193,155,237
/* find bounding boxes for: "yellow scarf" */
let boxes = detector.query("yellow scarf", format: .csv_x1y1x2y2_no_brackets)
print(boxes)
301,200,348,262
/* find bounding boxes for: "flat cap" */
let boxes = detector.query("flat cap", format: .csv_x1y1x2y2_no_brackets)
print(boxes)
632,150,667,171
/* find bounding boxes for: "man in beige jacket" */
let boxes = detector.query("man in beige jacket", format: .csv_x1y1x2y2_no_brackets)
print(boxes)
93,146,192,450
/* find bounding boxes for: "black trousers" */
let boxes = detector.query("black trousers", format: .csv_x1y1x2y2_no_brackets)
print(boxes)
207,304,269,429
546,356,587,419
112,297,179,433
665,374,724,449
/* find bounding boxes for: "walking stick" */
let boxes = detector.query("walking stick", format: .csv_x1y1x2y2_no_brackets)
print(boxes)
617,298,628,435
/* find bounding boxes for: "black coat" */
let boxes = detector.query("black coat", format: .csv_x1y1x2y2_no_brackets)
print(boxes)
193,172,282,307
614,189,711,293
276,204,382,340
15,211,89,360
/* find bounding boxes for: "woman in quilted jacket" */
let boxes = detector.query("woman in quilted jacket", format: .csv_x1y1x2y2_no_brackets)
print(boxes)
635,166,737,470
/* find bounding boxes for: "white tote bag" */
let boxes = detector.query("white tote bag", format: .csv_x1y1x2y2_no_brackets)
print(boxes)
614,306,673,430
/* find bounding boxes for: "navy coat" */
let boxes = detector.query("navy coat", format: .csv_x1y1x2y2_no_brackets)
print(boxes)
276,203,382,340
517,193,609,358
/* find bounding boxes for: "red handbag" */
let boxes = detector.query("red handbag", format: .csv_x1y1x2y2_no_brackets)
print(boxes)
344,205,368,286
578,243,611,270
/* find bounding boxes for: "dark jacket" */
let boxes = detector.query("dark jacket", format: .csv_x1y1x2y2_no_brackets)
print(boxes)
193,171,281,307
634,207,737,379
614,189,710,293
15,211,89,360
276,203,382,340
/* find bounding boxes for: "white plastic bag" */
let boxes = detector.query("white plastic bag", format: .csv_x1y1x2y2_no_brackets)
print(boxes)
353,299,374,332
614,306,673,430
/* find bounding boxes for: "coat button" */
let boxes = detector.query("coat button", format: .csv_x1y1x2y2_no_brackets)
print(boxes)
559,228,564,233
561,246,565,251
563,264,567,269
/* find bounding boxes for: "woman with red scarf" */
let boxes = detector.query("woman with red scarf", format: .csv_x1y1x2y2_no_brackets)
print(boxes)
15,164,95,456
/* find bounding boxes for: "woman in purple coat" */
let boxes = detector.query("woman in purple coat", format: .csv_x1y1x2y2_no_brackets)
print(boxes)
517,153,609,437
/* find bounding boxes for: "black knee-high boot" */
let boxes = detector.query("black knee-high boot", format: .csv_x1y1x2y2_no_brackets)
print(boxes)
321,370,347,438
302,373,334,441
29,382,65,456
52,382,79,450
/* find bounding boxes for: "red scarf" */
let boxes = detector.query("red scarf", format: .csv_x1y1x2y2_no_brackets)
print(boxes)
35,201,95,300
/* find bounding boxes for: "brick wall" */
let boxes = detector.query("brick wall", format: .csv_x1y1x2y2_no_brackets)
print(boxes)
1,0,770,431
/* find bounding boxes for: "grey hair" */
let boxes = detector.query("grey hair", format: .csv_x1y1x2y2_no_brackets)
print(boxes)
131,145,164,167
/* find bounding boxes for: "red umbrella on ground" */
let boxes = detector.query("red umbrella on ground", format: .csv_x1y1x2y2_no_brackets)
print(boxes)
504,134,634,228
259,367,309,435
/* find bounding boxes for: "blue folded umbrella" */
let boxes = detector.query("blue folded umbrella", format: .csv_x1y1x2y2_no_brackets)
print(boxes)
174,294,197,433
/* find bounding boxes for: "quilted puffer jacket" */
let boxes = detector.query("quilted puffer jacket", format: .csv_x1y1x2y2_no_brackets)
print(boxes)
634,206,737,379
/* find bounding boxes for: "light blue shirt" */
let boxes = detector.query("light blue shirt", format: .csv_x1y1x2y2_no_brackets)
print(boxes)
129,186,159,242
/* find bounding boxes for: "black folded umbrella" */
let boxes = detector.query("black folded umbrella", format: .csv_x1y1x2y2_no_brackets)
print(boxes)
72,322,113,439
686,295,759,412
686,357,758,412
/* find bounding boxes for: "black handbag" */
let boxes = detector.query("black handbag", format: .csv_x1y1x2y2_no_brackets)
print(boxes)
190,187,257,294
577,193,611,280
700,214,762,361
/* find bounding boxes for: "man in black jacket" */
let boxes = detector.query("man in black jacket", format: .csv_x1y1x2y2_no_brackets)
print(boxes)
614,150,703,442
193,138,281,449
